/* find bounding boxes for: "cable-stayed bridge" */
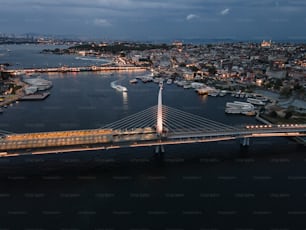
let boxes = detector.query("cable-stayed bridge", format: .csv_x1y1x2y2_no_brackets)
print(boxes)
0,84,305,157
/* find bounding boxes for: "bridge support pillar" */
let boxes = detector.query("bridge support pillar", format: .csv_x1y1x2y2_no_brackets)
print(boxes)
155,145,165,154
240,137,250,147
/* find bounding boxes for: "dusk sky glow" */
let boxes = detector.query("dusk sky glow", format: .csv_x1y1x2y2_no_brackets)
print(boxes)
1,0,306,41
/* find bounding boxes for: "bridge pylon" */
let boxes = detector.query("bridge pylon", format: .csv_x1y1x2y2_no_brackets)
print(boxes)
156,82,163,134
156,82,165,154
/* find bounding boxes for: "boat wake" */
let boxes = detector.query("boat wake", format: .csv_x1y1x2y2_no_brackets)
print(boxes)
110,81,128,92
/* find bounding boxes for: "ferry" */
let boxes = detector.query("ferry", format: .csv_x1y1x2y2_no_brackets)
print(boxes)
22,77,52,91
225,101,255,115
226,101,254,110
247,98,266,106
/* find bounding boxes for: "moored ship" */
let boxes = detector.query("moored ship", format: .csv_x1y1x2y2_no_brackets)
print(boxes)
225,101,255,116
246,98,266,106
22,77,52,91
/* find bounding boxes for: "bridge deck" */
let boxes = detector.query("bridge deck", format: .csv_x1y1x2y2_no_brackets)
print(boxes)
0,125,305,155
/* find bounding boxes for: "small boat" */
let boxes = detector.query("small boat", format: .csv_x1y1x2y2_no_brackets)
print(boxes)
219,90,227,96
129,79,138,84
114,85,128,92
110,81,128,92
208,91,218,97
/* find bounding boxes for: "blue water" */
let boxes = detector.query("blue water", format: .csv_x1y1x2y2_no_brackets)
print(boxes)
0,45,305,229
0,44,109,69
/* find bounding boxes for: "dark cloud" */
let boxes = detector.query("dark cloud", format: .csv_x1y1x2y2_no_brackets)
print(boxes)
0,0,305,40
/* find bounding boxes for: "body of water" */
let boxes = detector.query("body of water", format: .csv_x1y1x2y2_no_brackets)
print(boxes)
0,45,305,229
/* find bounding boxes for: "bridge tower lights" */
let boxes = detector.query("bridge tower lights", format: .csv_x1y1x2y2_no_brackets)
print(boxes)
156,82,165,154
156,82,163,134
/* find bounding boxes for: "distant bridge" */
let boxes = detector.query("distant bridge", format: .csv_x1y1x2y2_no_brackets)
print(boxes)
0,84,305,157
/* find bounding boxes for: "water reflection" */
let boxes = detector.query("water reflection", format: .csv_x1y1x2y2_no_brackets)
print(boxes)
122,91,128,111
199,94,208,103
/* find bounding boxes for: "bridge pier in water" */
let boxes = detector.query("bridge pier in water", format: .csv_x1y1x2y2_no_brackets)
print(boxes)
240,137,250,154
155,145,165,154
240,137,250,147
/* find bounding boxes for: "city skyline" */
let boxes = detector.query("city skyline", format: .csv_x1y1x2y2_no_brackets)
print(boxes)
1,0,306,41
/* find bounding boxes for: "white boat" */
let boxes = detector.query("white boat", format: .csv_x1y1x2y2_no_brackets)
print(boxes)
225,108,241,114
114,85,128,92
22,77,52,91
247,98,266,106
226,102,254,110
166,79,173,85
129,79,138,84
254,95,268,102
225,101,255,115
196,86,215,95
219,90,227,96
208,91,218,97
110,81,128,92
24,86,38,95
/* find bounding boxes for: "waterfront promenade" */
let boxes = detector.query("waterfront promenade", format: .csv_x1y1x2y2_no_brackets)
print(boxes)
2,65,148,75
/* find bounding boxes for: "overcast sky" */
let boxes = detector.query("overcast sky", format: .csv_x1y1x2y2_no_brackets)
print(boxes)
1,0,305,41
